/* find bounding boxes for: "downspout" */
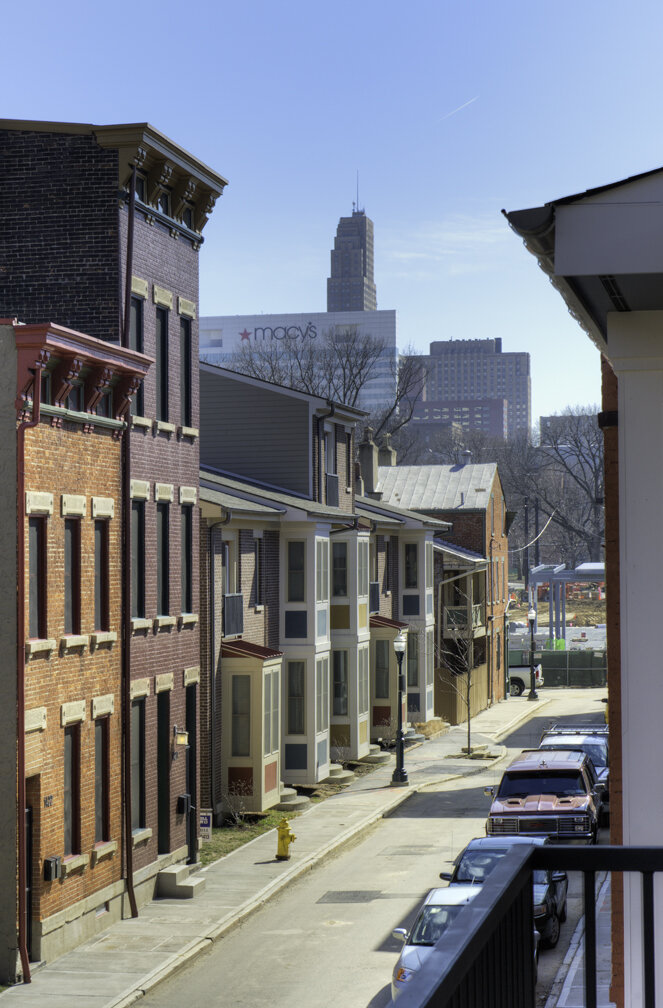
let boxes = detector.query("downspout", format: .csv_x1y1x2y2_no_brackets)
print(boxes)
208,510,232,821
121,164,138,918
17,360,44,984
318,402,335,503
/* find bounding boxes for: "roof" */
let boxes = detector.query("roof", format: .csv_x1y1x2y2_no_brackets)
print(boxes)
506,750,588,772
201,467,358,523
356,494,450,530
370,615,409,630
221,640,283,660
376,464,498,512
356,503,401,527
434,540,486,565
199,484,285,519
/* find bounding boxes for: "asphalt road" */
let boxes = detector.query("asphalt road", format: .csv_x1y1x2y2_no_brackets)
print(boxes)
141,690,606,1008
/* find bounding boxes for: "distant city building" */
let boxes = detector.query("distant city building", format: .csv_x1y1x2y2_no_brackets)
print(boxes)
539,412,594,443
411,398,508,440
200,310,397,412
413,338,531,440
327,209,377,312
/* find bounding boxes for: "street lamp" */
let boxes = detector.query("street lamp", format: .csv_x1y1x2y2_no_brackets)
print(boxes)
527,607,538,701
391,632,408,786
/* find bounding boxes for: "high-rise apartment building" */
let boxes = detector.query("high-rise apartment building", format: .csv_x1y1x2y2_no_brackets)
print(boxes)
416,338,531,439
327,209,377,311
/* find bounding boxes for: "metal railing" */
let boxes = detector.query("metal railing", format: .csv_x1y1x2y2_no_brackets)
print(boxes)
398,843,663,1008
443,603,484,631
222,592,243,637
369,581,380,614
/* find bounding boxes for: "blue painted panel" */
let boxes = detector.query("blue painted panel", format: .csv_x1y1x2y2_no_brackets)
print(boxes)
402,595,420,616
285,743,308,770
285,610,307,638
317,738,328,769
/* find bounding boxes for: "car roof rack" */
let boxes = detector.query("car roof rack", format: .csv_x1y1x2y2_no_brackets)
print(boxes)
541,724,608,737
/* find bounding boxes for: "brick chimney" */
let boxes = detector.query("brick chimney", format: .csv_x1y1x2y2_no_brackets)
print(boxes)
358,427,379,496
378,433,397,467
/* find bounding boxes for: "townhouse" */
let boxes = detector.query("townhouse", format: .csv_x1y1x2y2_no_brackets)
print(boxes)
0,119,227,980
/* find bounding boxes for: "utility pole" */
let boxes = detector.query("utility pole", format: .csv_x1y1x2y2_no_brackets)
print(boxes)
534,498,540,566
523,497,530,590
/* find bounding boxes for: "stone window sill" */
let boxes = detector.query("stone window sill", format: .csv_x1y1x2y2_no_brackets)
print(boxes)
179,425,199,439
131,415,153,430
254,605,264,613
131,618,152,633
132,827,152,848
60,635,89,653
154,615,177,630
179,613,199,626
25,638,56,658
155,420,176,434
90,631,117,649
62,853,88,877
91,840,117,866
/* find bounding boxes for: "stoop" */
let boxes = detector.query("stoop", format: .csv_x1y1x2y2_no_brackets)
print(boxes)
156,863,206,899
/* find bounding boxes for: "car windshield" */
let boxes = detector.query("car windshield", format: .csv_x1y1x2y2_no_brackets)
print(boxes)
542,741,608,768
498,772,586,798
409,905,464,946
455,849,550,885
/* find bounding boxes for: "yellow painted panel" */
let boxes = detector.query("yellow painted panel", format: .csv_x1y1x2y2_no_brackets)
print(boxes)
358,603,368,629
359,720,368,744
331,723,351,747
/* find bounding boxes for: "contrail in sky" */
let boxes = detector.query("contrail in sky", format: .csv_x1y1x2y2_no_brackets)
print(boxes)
438,95,479,122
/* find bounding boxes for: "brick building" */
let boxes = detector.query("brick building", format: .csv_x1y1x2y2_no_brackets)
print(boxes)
0,120,227,979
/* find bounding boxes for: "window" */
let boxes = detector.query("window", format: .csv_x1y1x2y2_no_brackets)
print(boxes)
129,297,144,416
232,675,251,757
358,539,369,597
405,544,418,589
252,538,262,607
287,662,305,735
64,725,80,855
64,518,81,635
131,501,145,619
316,656,329,733
28,517,46,639
332,541,347,597
287,541,305,602
40,371,51,406
135,174,146,202
325,428,336,474
94,520,109,632
155,307,169,422
332,650,348,716
358,647,369,714
95,718,110,843
407,632,419,687
316,539,329,603
375,639,390,698
157,189,171,216
156,503,169,616
426,628,435,686
426,542,433,590
346,433,353,489
182,205,194,230
180,316,192,428
130,700,145,830
264,668,279,756
181,506,193,613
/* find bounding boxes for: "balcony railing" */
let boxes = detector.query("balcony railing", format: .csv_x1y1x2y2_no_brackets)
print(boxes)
369,581,380,614
443,603,484,631
398,843,663,1008
326,472,339,508
222,593,243,638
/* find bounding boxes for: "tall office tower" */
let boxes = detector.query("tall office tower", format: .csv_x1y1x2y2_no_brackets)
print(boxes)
327,209,377,311
417,338,531,440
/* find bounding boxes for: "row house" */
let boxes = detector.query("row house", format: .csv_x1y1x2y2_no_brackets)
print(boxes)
0,320,148,979
197,366,446,818
358,433,512,720
0,119,227,982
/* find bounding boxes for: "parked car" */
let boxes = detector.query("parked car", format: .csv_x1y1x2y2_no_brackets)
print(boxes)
509,664,544,697
391,886,480,999
485,749,605,843
439,836,568,948
538,724,609,825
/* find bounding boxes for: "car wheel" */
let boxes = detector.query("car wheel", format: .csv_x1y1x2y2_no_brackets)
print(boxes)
542,912,560,950
510,678,525,697
559,899,567,924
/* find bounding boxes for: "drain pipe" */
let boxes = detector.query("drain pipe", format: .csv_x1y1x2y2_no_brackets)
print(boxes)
17,356,45,983
208,510,232,820
121,164,138,918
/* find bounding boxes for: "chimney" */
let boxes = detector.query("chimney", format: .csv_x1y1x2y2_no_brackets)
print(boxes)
358,427,379,496
378,433,397,467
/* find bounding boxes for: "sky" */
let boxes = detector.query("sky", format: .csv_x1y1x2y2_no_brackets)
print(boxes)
4,0,663,422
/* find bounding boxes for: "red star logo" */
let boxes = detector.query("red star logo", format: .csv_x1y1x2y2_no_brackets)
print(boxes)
240,329,251,341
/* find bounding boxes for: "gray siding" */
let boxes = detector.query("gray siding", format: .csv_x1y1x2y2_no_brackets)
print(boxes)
200,370,311,496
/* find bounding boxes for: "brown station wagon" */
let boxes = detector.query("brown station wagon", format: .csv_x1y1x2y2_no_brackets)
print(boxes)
485,749,605,844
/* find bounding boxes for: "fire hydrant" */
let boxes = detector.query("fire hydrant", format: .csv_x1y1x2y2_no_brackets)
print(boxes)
276,816,296,860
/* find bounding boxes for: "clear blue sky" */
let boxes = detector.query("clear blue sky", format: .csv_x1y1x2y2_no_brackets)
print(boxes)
5,0,663,422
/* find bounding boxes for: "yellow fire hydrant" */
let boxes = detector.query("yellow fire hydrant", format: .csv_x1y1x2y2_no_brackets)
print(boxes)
276,816,296,860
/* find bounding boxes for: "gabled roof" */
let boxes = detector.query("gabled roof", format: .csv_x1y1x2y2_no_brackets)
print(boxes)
376,464,498,512
434,540,486,566
356,494,450,530
370,615,409,630
201,467,358,523
221,640,283,660
199,485,285,518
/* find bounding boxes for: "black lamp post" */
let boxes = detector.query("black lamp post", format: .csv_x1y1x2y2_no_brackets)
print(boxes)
527,606,538,701
391,632,408,786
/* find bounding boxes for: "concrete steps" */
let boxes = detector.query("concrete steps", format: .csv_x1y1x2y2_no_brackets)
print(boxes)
274,785,311,812
326,763,356,785
361,744,391,765
156,863,206,899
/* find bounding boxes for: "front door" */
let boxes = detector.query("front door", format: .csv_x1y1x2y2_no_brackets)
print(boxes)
157,692,170,854
185,684,197,863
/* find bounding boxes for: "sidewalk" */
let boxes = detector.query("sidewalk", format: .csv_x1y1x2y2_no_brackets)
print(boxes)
546,874,615,1008
1,693,553,1007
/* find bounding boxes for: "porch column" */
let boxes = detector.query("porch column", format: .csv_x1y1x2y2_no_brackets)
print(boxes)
607,309,663,1006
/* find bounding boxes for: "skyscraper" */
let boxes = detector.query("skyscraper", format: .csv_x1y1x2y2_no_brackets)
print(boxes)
327,208,377,311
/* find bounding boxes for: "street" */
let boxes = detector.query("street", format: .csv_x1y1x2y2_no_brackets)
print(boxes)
141,689,606,1008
